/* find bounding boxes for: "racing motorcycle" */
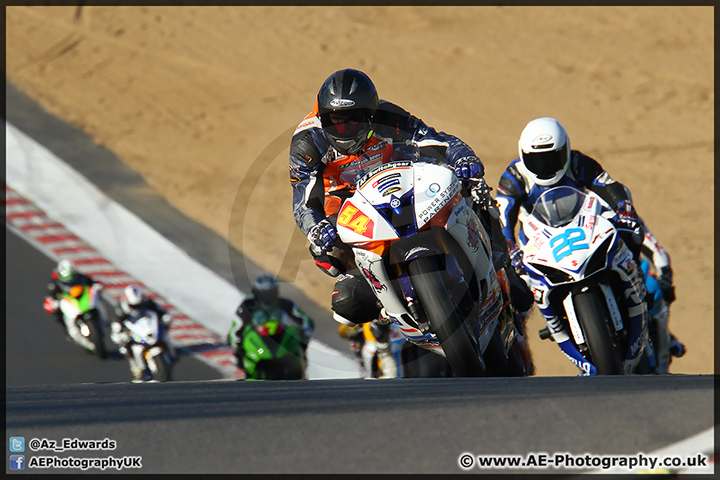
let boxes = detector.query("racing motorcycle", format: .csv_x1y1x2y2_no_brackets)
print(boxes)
45,283,107,359
123,310,174,382
240,315,307,381
335,155,532,377
521,186,652,375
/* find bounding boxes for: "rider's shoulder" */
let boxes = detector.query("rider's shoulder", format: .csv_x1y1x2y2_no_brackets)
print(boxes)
570,150,604,179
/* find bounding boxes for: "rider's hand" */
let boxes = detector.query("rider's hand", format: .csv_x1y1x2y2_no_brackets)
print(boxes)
658,266,676,303
453,156,485,180
43,297,59,313
470,178,495,209
308,219,337,251
616,200,640,231
509,246,524,272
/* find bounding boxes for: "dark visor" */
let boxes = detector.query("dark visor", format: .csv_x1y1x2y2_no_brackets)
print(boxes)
522,144,568,179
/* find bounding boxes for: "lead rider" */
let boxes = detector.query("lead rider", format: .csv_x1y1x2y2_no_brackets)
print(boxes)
289,68,489,327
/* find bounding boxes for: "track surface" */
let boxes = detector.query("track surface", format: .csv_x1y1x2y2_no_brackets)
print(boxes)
6,376,713,474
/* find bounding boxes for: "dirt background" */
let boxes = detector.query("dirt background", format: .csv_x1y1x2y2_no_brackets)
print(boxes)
6,6,714,376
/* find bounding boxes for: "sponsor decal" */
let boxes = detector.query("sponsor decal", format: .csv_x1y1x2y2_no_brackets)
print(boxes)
366,140,388,152
383,186,402,197
330,98,355,107
533,134,553,144
357,161,412,187
390,197,402,209
417,180,461,223
371,173,401,189
426,183,441,197
361,266,386,292
466,215,480,252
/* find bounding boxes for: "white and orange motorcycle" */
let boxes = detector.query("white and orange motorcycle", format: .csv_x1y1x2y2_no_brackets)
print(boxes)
336,156,532,377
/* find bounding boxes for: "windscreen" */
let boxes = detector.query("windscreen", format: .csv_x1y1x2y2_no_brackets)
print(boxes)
531,186,586,227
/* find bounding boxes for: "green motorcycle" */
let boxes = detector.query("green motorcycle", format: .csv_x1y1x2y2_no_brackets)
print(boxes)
238,312,307,380
45,283,107,359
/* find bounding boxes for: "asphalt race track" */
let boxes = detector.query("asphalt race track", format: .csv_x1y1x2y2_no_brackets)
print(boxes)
6,375,713,474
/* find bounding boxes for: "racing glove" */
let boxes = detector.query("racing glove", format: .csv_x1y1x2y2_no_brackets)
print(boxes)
508,245,524,272
43,297,59,313
308,219,337,251
470,177,495,209
657,266,676,303
453,156,485,180
616,200,640,231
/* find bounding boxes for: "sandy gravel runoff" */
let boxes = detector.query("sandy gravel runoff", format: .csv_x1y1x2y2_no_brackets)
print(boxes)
6,6,713,375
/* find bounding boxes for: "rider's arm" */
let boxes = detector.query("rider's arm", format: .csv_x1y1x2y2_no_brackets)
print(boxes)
289,129,329,236
374,101,480,169
496,161,526,248
572,151,633,211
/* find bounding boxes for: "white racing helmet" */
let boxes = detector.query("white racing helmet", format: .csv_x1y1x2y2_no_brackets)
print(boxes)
121,284,146,316
517,117,571,186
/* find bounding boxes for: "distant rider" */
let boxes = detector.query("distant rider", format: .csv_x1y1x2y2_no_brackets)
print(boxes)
495,117,685,365
228,275,315,374
43,259,102,330
288,68,529,333
110,284,174,381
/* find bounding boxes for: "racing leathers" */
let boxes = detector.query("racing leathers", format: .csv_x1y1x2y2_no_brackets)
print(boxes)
289,99,484,325
228,296,315,370
496,150,683,370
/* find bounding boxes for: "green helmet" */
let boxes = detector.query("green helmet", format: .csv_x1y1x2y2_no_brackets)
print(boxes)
57,259,77,283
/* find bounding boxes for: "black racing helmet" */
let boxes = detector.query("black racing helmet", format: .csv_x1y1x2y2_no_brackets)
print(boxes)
317,69,379,155
252,274,279,307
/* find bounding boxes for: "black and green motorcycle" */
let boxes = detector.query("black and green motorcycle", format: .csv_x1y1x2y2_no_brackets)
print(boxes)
236,312,307,380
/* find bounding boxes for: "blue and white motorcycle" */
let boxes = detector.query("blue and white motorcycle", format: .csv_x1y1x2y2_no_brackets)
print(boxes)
519,186,653,375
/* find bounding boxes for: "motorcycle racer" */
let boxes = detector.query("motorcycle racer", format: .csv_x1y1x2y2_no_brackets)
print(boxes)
495,117,685,363
289,68,500,327
228,275,315,374
43,259,103,330
110,284,174,381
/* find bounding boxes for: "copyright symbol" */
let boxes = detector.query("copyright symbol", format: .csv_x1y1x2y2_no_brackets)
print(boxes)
29,438,41,451
459,453,475,469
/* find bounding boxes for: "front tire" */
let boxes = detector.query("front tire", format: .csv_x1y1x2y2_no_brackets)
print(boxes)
573,291,623,375
408,257,485,377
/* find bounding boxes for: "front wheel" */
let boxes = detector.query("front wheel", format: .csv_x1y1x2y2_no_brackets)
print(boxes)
573,291,623,375
79,314,107,359
408,257,485,377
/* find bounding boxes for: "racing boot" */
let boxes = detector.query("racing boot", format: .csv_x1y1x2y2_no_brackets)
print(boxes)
668,333,686,358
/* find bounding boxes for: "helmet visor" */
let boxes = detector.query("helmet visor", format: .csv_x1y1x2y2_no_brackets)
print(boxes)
522,144,568,180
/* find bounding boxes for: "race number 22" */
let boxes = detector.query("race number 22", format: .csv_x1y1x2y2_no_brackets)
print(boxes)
550,228,588,262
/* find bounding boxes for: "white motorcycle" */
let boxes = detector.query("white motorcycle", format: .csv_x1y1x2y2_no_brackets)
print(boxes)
336,156,532,377
518,186,652,375
120,310,174,382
